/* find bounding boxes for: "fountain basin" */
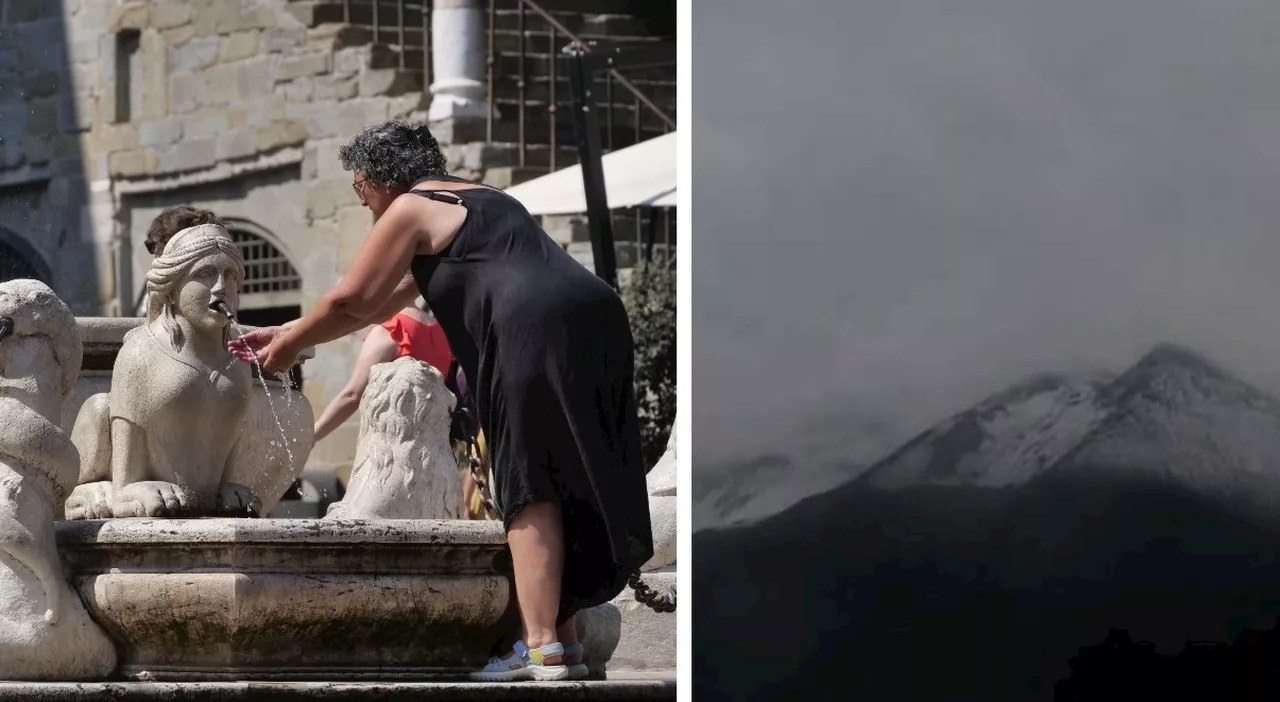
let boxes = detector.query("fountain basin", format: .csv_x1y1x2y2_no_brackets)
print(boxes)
55,519,517,681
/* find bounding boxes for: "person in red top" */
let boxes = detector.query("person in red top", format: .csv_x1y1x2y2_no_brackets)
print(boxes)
312,302,454,442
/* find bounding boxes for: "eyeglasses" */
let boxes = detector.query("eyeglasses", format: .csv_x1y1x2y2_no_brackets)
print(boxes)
352,178,368,196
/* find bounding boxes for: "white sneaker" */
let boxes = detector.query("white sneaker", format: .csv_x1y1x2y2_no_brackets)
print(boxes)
470,641,569,682
565,642,590,680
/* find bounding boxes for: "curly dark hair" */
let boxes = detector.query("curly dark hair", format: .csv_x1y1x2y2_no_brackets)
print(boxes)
337,120,449,190
145,206,224,256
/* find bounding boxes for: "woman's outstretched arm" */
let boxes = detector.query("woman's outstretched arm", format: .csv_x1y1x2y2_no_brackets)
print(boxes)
313,324,400,442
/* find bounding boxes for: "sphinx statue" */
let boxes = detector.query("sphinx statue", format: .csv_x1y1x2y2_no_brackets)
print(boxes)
325,356,461,520
66,224,262,519
0,279,117,679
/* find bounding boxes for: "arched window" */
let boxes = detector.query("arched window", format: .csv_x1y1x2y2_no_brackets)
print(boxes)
222,219,302,311
0,228,50,285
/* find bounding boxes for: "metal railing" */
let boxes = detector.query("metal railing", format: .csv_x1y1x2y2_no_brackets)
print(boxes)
338,0,432,76
486,0,676,170
323,0,676,173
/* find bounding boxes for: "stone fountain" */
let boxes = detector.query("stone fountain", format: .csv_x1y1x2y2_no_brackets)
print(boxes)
0,224,673,700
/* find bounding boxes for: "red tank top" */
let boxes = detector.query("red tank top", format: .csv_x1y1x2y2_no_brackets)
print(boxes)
377,313,454,375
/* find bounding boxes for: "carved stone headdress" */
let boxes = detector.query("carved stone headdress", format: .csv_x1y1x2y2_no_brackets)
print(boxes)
145,224,245,351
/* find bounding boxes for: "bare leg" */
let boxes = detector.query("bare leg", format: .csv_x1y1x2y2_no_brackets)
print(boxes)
507,501,565,660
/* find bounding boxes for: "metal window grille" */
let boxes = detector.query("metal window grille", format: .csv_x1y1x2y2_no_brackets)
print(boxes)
230,229,301,296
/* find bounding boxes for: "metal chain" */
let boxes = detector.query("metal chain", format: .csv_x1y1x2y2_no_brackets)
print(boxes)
467,434,500,519
628,570,676,613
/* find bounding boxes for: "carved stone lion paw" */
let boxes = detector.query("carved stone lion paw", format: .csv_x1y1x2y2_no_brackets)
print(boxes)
64,481,115,521
112,481,192,518
214,482,261,517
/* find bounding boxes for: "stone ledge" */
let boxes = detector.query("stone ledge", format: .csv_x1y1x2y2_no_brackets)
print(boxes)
0,678,676,701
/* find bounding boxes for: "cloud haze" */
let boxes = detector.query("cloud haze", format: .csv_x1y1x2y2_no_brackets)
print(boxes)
693,0,1280,472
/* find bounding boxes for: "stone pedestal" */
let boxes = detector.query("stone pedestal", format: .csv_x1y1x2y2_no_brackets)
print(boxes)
55,519,519,680
428,0,491,123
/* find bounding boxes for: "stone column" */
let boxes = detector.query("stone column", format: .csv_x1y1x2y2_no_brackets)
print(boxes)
428,0,491,123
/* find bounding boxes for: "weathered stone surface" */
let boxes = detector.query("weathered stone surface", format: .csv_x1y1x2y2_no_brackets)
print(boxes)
275,52,330,82
218,30,259,63
55,518,516,679
168,73,203,114
85,123,139,155
314,76,358,101
108,3,150,31
181,113,227,140
609,572,676,672
216,129,255,161
259,26,306,54
307,178,357,220
332,47,367,77
162,25,195,47
156,136,218,173
253,119,309,153
198,63,236,108
444,142,513,173
359,69,422,98
335,206,373,268
246,92,284,125
151,2,193,31
234,56,274,102
106,148,157,177
283,77,314,103
137,118,182,148
326,358,460,520
168,34,219,73
0,279,117,680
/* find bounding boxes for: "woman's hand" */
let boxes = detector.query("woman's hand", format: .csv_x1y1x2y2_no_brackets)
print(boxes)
255,334,301,376
227,326,281,364
228,326,299,375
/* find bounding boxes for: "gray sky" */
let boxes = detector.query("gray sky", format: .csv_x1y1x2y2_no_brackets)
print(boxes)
693,0,1280,471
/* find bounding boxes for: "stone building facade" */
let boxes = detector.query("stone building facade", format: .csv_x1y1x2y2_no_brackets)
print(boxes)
0,0,674,481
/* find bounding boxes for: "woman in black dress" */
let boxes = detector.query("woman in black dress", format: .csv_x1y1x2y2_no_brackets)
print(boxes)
229,120,654,682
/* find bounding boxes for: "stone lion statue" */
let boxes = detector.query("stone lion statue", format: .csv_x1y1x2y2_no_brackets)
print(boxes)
325,356,461,520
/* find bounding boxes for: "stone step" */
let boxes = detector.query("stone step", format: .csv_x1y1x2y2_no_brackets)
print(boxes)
0,678,677,701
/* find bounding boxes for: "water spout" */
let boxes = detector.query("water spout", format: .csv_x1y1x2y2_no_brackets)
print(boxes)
211,301,235,322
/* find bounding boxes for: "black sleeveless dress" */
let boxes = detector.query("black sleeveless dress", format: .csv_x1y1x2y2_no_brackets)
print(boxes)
408,175,654,624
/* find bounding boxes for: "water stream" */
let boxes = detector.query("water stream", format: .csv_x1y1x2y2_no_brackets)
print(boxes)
215,302,296,473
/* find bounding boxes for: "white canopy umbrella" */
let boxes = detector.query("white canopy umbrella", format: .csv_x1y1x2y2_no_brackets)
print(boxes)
504,131,677,216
